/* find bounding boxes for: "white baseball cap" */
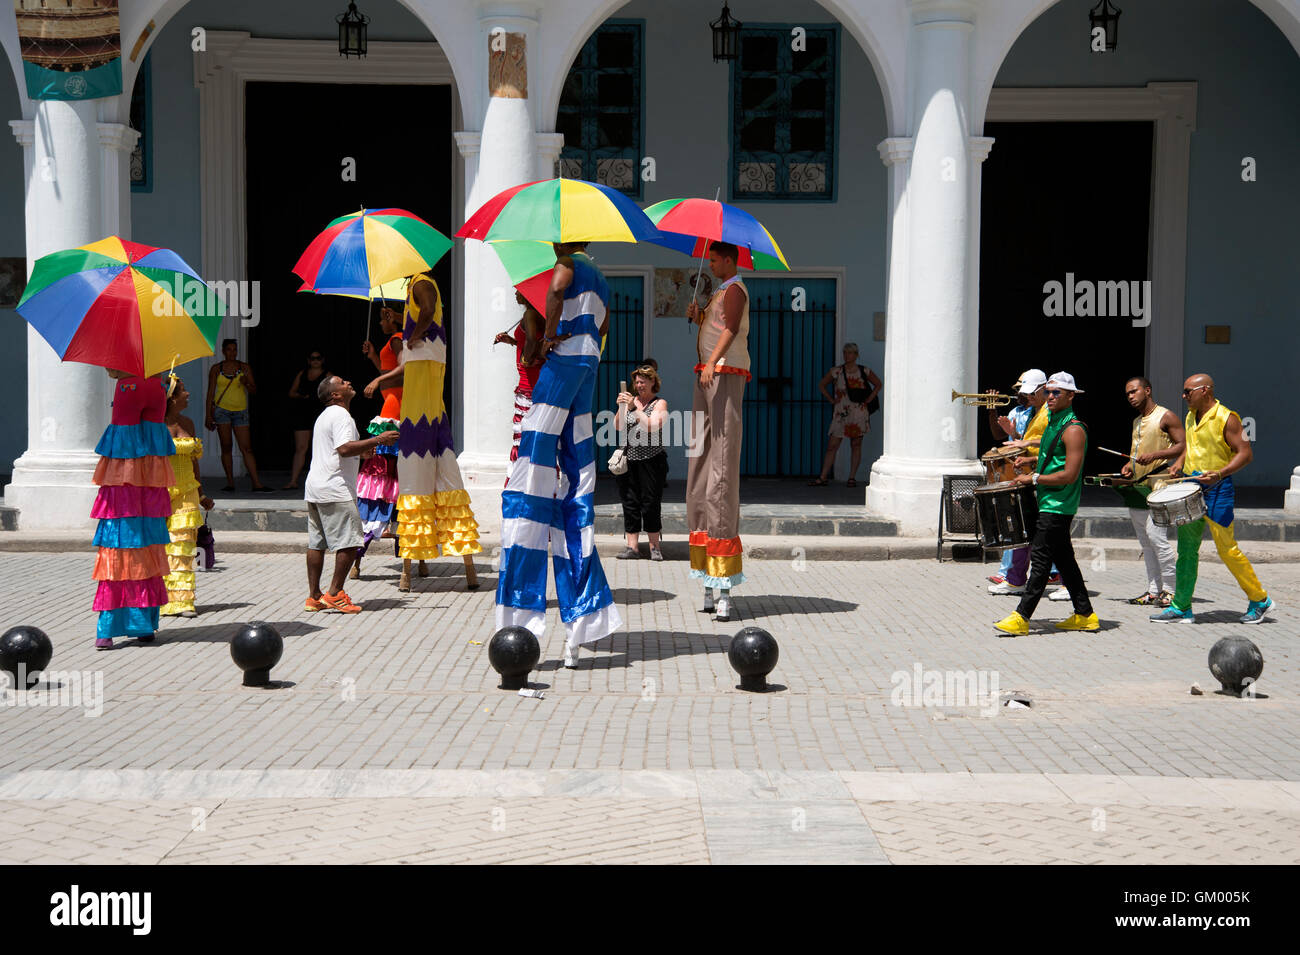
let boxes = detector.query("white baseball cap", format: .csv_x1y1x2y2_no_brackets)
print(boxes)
1046,371,1084,393
1016,369,1047,394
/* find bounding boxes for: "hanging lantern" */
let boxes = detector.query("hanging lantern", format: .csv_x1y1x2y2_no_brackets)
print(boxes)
1089,0,1121,53
710,4,742,63
337,2,369,59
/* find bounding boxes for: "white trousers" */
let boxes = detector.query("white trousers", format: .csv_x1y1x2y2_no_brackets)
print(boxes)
1129,507,1176,594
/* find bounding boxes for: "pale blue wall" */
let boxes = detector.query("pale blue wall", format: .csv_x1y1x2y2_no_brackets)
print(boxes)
595,0,890,480
995,0,1300,485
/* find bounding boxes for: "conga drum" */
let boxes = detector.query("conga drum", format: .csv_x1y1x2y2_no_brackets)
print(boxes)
980,447,1030,485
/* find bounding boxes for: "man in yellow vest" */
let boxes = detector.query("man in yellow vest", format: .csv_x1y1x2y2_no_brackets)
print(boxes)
1150,374,1275,624
1119,376,1185,606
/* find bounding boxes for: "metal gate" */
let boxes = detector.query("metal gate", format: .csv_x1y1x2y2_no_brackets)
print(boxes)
741,277,836,477
593,275,645,470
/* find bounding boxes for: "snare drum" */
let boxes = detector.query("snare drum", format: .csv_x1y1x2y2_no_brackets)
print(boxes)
1087,473,1153,510
980,446,1032,485
1146,482,1206,527
974,481,1035,549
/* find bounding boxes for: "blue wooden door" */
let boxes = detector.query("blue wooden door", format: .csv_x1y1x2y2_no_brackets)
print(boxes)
594,276,645,470
741,277,836,476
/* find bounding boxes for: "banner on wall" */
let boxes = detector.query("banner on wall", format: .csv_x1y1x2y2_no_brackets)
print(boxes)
15,0,122,101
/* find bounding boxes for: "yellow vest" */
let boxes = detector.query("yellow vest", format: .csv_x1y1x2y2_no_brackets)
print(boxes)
1185,401,1237,473
1023,403,1049,450
1130,404,1173,480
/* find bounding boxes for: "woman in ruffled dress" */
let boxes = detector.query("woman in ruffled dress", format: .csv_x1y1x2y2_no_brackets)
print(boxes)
353,307,404,578
364,271,480,592
161,377,214,617
91,370,175,649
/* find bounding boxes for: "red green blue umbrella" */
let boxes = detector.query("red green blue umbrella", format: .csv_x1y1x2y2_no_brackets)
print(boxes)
487,240,557,313
457,178,662,244
292,208,452,294
16,236,223,377
644,198,790,271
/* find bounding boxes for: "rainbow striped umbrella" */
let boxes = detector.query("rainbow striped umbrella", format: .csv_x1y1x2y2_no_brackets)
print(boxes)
487,240,558,313
457,178,662,244
644,198,790,271
16,236,223,377
293,208,452,294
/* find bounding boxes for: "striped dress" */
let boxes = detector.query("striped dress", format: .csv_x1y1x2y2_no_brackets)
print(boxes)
395,274,481,560
91,376,175,643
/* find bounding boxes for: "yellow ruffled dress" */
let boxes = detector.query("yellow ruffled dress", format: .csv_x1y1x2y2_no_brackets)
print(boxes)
161,435,203,615
396,274,481,560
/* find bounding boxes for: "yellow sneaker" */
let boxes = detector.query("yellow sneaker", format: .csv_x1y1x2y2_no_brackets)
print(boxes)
994,611,1030,636
1055,613,1100,632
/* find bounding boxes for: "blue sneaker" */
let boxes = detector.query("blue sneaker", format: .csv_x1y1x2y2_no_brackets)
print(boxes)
1150,606,1195,624
1240,597,1275,625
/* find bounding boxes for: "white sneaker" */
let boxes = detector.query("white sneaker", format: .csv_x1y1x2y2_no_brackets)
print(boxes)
563,643,578,669
1048,587,1073,602
715,595,731,621
988,580,1026,595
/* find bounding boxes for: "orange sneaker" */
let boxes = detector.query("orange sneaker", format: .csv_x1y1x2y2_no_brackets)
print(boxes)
321,590,361,613
304,596,324,612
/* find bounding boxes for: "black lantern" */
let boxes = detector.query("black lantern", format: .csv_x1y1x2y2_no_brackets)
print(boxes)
1089,0,1121,53
338,2,369,59
710,4,742,63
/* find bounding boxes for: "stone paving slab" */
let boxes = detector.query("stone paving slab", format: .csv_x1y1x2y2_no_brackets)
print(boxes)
0,551,1295,863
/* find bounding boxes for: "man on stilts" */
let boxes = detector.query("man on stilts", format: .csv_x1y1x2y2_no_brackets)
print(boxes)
496,242,622,668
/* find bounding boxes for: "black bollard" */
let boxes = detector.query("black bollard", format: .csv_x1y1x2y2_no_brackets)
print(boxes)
488,627,540,690
0,626,53,690
230,622,284,687
1208,636,1263,697
728,627,779,692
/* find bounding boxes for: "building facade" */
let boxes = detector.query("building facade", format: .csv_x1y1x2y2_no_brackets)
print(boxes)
2,0,1298,531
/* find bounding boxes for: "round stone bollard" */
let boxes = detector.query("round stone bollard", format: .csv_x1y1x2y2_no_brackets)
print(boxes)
230,622,284,688
488,627,540,690
1208,635,1264,697
728,627,779,692
0,626,54,690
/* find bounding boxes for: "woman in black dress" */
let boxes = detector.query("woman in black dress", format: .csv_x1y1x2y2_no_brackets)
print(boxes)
284,349,327,489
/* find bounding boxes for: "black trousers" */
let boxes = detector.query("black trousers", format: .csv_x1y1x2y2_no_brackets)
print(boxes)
617,453,669,534
1015,510,1093,618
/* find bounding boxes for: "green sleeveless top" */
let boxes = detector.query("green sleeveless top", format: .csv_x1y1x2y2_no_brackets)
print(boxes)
1036,408,1087,515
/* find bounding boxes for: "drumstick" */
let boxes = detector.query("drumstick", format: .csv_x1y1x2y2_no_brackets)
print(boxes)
1096,446,1134,460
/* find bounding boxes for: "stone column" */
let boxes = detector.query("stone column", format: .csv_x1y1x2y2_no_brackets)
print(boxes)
1285,467,1300,514
455,12,544,490
97,122,139,240
866,0,983,535
5,101,113,530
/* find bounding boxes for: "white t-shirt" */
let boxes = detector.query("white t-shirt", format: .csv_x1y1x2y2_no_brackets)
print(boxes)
305,404,360,503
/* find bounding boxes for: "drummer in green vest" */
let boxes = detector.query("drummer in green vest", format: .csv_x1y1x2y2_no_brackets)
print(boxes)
994,372,1099,636
1150,374,1274,625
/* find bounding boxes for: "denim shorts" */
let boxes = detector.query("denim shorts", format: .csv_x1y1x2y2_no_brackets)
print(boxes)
213,406,250,427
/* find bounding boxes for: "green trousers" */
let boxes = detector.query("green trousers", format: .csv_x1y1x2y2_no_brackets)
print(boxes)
1172,518,1267,612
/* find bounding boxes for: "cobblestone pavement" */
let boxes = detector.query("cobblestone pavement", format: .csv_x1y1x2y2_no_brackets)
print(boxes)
0,550,1295,864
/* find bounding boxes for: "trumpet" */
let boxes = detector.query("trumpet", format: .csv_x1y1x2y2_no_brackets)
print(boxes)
951,389,1017,409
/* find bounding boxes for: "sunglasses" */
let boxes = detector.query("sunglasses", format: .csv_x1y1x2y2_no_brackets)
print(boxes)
1182,385,1207,396
1044,389,1065,397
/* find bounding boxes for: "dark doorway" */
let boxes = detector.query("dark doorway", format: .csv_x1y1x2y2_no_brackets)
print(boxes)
244,81,453,471
979,121,1152,476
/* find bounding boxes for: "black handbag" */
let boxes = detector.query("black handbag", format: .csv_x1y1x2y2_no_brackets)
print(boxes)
841,365,880,414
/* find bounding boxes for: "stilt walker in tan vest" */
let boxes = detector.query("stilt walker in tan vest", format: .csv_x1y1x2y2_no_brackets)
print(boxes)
1119,376,1185,605
685,242,750,622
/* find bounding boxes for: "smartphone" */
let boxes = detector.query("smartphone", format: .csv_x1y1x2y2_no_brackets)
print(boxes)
619,380,627,395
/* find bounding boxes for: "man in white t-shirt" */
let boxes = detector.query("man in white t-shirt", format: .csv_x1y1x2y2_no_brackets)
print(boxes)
304,375,398,613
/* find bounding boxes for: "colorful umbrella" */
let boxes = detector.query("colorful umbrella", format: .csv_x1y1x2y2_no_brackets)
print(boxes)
456,178,662,244
644,198,790,271
292,208,452,295
16,236,223,377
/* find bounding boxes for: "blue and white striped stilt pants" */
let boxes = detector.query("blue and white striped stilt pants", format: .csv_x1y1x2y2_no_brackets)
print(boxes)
495,353,622,647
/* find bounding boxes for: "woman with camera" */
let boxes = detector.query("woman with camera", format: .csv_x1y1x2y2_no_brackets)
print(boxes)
809,342,881,488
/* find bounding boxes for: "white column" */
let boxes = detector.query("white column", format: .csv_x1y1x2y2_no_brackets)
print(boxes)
5,103,113,530
97,122,139,240
1285,467,1300,514
455,10,546,489
872,137,913,478
866,0,982,535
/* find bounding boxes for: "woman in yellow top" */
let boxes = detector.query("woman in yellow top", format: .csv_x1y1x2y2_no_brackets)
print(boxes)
365,271,480,593
163,377,214,617
205,338,271,493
